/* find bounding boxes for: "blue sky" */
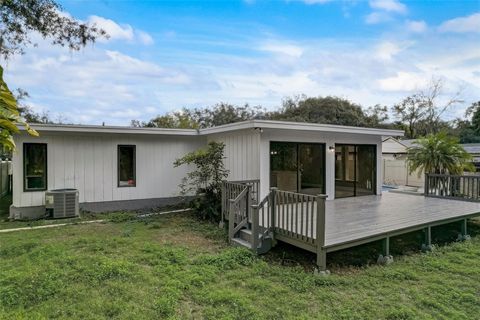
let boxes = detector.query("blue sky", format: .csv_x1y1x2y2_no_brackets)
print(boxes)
3,0,480,125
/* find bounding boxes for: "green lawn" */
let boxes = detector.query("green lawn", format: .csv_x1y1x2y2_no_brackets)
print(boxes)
0,212,479,319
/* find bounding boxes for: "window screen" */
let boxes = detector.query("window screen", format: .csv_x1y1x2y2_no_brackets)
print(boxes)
118,145,136,187
24,143,47,191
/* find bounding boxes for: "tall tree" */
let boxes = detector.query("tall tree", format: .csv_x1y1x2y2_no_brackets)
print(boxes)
392,78,463,139
454,101,480,143
407,132,474,175
268,95,388,127
133,103,265,129
0,0,107,150
0,0,107,59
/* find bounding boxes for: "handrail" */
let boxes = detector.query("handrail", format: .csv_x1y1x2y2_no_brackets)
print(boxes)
425,173,480,202
228,185,250,241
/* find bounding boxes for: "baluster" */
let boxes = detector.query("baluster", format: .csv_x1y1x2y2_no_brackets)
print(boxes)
300,194,305,241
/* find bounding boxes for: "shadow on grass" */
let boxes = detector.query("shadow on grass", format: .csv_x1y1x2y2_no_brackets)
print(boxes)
263,218,480,272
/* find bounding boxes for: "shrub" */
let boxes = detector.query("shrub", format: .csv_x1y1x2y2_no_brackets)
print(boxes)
174,141,229,221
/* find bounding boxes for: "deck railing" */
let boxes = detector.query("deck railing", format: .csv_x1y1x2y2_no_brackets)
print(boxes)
221,179,260,220
425,174,480,202
228,186,251,241
249,187,327,269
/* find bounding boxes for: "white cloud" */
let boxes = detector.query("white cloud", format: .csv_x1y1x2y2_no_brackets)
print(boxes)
259,42,304,57
365,12,391,24
375,41,403,61
406,20,427,33
136,30,154,45
438,13,480,34
377,72,429,92
369,0,407,14
88,15,134,41
87,15,155,45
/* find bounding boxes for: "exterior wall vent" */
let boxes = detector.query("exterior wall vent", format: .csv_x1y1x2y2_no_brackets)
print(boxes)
45,189,79,218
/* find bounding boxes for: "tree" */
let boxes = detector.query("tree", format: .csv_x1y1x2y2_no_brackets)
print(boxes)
0,0,107,59
174,141,229,220
0,0,107,150
0,66,38,150
267,95,388,127
133,103,265,129
392,78,463,139
15,89,58,124
406,132,474,175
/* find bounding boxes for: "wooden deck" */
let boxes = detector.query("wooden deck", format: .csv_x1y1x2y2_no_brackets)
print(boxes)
224,180,480,270
324,192,480,251
267,192,480,253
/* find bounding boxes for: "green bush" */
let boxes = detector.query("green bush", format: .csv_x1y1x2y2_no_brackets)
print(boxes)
174,141,229,221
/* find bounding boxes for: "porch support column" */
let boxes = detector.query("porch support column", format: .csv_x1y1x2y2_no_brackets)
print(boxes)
421,226,433,252
315,195,329,275
378,236,394,265
325,138,335,200
458,218,470,241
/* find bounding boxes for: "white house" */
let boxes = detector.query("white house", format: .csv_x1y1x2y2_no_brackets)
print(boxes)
10,120,403,219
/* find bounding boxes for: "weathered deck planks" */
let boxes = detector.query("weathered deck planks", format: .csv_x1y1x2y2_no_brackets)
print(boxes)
264,192,480,252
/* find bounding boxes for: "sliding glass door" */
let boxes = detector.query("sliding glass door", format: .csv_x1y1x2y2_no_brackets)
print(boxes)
270,142,325,195
335,144,376,198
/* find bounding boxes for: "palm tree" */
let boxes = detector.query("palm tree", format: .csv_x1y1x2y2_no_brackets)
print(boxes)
0,66,38,151
407,132,474,175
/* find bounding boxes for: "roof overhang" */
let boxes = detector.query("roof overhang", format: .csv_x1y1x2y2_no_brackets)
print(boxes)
200,120,405,137
19,124,199,136
18,120,405,137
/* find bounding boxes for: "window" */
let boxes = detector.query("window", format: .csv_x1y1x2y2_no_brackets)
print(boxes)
24,143,47,191
118,145,136,187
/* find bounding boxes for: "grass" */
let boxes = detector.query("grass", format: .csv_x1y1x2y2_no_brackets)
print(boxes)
0,210,479,319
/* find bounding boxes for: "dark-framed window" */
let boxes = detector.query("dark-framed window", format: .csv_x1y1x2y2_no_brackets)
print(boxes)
23,143,47,191
118,145,136,187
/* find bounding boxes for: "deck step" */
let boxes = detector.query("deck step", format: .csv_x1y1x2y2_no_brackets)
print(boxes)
231,237,252,249
238,228,259,242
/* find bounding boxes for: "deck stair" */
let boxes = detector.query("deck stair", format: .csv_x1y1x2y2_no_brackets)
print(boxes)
222,179,328,270
231,228,273,254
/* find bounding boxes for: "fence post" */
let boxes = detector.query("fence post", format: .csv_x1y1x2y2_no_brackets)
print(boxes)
315,195,327,271
270,187,278,246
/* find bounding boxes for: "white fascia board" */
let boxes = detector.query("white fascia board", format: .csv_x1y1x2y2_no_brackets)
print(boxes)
199,120,405,137
17,120,405,137
19,124,199,136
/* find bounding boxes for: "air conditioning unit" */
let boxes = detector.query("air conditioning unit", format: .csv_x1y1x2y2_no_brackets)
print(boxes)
45,189,79,218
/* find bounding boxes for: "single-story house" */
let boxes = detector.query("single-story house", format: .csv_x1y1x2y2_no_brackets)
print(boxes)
10,120,403,219
462,144,480,171
382,137,408,160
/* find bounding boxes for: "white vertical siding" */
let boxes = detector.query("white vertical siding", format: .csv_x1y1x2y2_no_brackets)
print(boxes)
12,133,205,208
208,129,261,181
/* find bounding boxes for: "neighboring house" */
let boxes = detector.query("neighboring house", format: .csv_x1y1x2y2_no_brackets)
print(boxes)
11,120,403,219
381,138,423,187
381,139,480,187
462,144,480,172
382,137,408,160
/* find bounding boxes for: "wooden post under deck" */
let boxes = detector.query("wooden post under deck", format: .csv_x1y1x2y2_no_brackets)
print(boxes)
270,187,278,246
315,195,327,271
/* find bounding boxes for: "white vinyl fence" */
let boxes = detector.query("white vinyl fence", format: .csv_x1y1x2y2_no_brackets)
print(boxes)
0,161,12,198
383,159,424,187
